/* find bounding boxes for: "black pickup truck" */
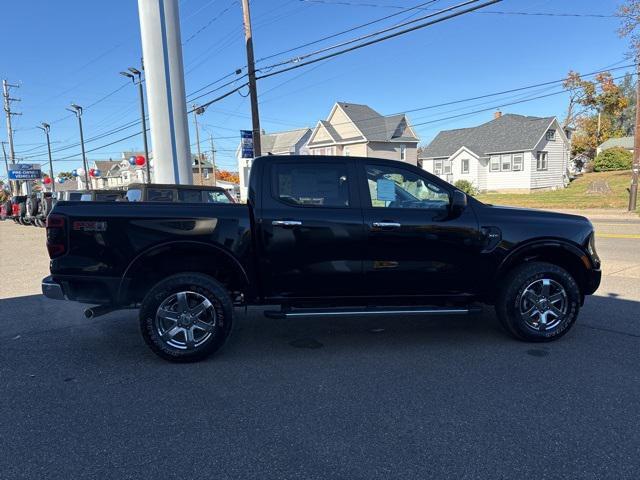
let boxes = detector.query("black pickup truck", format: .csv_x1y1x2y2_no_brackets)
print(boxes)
42,155,601,362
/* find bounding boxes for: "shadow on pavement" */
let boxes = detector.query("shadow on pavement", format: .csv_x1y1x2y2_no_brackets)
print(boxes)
1,292,638,365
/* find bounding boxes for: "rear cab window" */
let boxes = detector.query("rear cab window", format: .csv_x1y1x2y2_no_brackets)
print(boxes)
147,189,175,202
271,162,350,207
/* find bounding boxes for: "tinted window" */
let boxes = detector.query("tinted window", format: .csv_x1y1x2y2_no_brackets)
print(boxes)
95,193,123,202
68,193,83,201
126,189,142,202
147,189,174,202
366,164,449,210
80,193,93,201
204,191,232,204
273,163,349,207
178,189,202,203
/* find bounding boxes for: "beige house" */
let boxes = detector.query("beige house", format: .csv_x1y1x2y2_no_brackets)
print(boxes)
306,102,419,165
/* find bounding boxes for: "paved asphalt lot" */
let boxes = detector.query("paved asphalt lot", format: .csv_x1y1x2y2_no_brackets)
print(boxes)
1,214,639,479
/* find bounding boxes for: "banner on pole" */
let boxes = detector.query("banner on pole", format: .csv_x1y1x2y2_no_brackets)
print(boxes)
240,130,254,159
8,164,42,180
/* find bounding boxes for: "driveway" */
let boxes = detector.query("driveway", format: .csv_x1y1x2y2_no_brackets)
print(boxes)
1,219,639,479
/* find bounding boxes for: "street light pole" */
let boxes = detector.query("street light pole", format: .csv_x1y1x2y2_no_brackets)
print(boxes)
1,141,11,195
192,105,204,186
121,65,151,183
67,104,90,190
37,123,55,193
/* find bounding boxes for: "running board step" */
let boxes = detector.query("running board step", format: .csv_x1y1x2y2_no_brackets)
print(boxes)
264,306,481,319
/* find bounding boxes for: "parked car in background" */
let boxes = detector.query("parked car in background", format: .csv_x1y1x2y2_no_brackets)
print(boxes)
10,195,28,225
125,183,235,203
43,155,601,362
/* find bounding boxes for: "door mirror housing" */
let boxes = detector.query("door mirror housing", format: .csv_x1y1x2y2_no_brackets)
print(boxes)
450,190,468,216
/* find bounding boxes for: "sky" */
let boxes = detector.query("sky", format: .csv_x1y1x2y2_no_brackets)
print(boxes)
0,0,631,179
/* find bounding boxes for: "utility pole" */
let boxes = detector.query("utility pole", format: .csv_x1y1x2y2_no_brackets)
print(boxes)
192,105,204,185
629,58,640,211
209,134,217,186
3,80,21,194
38,123,55,193
67,104,90,190
241,0,261,158
121,62,151,183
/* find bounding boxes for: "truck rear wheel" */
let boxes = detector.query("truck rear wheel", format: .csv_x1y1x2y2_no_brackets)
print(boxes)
139,273,233,362
496,262,581,342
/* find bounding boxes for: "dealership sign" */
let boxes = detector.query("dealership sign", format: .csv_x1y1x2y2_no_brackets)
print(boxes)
240,130,254,159
8,164,42,180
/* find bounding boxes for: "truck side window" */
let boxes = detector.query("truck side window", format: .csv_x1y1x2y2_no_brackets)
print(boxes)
273,163,349,207
178,189,202,203
147,189,175,202
126,189,142,202
366,164,449,210
203,191,232,204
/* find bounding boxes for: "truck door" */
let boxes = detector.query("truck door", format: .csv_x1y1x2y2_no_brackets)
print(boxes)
359,161,482,297
256,158,365,300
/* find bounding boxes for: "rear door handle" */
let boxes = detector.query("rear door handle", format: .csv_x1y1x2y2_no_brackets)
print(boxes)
372,222,401,229
272,220,302,227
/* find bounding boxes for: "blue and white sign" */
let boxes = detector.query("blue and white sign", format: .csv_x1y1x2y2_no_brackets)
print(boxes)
8,164,42,181
240,130,254,159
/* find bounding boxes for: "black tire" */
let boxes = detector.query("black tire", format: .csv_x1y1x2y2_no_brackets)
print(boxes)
139,273,233,362
18,202,26,218
496,262,581,342
41,197,52,218
26,197,38,217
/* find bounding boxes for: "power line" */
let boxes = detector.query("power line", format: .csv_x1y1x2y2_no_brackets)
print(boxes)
297,0,623,18
255,0,441,63
258,0,479,73
256,0,502,80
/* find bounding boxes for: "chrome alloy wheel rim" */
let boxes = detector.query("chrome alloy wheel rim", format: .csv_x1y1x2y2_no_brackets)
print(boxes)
519,278,568,331
155,291,217,349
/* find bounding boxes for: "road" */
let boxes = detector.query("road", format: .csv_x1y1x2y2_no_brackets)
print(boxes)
1,214,639,479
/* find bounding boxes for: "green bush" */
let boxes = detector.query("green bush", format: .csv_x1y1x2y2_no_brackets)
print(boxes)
594,147,633,172
454,179,479,196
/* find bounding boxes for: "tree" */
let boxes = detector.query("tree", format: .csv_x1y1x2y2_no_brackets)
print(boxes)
619,0,640,56
614,73,637,136
216,169,239,184
563,71,628,158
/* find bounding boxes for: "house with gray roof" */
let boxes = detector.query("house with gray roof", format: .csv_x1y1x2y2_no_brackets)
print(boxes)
596,136,634,155
236,127,312,201
306,102,419,165
420,112,571,192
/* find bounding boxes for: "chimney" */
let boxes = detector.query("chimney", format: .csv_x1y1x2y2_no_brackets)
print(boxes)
494,110,502,120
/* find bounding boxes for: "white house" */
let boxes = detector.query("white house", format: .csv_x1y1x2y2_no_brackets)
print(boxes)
237,128,312,201
420,113,571,192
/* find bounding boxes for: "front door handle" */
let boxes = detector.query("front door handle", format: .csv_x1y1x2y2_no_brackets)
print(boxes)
272,220,302,227
372,222,401,230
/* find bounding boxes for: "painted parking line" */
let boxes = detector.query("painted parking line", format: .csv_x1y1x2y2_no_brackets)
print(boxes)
596,233,640,239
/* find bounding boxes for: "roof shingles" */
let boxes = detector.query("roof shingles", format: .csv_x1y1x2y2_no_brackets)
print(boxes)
421,114,555,159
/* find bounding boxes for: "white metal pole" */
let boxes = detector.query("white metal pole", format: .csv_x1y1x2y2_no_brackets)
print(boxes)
137,0,192,184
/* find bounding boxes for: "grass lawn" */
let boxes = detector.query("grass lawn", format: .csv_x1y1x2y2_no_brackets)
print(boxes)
476,170,636,210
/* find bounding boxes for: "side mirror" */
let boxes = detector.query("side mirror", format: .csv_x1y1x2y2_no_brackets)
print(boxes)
450,190,468,216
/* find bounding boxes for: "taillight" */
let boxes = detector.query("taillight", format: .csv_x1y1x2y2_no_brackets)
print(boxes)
46,214,67,258
12,204,19,216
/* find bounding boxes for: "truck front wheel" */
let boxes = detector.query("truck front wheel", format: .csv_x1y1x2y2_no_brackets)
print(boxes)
496,262,581,342
139,273,233,362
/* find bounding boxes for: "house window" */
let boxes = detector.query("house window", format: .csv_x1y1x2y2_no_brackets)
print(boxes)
461,159,469,174
443,159,452,175
546,129,556,141
325,146,334,155
512,153,524,171
501,154,512,171
344,146,350,157
537,151,548,171
434,159,443,175
490,155,500,172
400,144,406,161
